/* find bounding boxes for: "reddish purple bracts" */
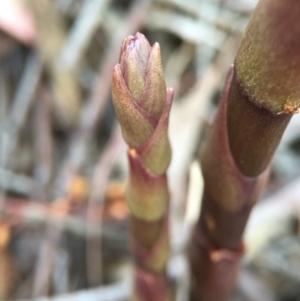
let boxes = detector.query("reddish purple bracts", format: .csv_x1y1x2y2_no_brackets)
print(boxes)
190,227,244,301
126,150,169,222
131,210,170,275
133,267,170,301
112,33,173,301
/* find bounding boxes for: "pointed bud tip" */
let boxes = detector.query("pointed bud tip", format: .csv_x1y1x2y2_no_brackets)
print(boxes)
118,33,152,101
134,32,146,39
112,64,122,84
166,88,174,104
119,32,151,59
113,63,120,72
151,43,162,56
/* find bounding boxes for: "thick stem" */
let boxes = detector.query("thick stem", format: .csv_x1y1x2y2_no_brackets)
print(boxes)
130,216,163,249
235,0,300,114
189,1,300,299
227,69,291,177
197,68,271,248
198,188,251,250
189,228,243,301
190,66,291,300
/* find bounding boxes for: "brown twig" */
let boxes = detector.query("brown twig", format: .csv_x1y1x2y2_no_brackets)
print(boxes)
60,0,112,70
34,86,53,197
20,277,132,301
26,0,81,129
0,52,42,168
0,63,8,212
86,124,125,286
32,224,63,297
0,168,39,197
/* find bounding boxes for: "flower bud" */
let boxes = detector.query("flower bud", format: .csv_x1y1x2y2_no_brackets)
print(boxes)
112,33,170,149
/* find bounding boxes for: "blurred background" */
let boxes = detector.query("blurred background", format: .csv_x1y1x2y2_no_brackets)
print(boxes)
0,0,300,300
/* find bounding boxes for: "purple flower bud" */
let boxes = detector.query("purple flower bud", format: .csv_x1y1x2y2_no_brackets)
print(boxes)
119,33,152,101
116,32,166,120
112,33,173,173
